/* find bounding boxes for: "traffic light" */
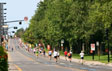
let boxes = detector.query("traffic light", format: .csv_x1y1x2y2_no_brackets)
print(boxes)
19,21,22,25
14,27,17,29
105,28,109,40
12,31,15,33
10,36,12,38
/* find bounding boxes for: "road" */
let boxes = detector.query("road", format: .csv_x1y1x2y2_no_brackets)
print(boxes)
8,39,112,71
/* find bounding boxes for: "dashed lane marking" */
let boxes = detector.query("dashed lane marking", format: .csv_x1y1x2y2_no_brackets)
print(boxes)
16,51,34,61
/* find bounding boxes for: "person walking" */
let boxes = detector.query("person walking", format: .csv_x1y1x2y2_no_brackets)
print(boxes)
64,51,68,61
80,51,84,64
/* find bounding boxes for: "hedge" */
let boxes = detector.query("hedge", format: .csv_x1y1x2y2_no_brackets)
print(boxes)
0,46,8,71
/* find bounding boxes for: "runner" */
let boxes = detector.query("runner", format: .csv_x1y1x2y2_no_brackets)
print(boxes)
36,50,38,58
39,49,42,54
64,51,68,61
43,50,46,57
33,48,36,54
48,50,52,60
53,50,58,62
80,51,84,64
18,46,19,49
68,51,72,62
11,48,13,52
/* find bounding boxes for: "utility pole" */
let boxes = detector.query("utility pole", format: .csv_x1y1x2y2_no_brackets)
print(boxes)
0,3,3,46
0,3,6,46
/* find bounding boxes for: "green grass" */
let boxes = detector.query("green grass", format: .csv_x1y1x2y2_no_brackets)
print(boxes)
60,51,112,63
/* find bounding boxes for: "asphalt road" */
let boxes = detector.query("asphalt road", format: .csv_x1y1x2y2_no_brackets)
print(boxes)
8,39,112,71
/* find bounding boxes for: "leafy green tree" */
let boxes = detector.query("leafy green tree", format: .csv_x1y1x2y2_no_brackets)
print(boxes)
22,0,112,54
15,28,24,38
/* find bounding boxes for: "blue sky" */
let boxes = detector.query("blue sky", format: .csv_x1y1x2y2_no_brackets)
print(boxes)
0,0,41,35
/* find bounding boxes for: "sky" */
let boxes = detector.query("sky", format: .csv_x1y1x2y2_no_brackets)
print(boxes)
0,0,41,35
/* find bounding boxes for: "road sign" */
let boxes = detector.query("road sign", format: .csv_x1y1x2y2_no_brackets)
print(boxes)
96,41,99,46
61,44,63,47
61,39,64,43
91,44,95,51
24,17,28,21
47,45,50,50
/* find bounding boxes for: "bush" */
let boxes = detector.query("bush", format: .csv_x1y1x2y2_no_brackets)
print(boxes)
0,46,8,71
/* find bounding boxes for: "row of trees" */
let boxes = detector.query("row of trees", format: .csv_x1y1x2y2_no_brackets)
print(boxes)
15,28,24,38
22,0,112,54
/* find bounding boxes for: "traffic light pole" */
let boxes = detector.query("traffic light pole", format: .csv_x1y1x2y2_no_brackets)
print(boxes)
0,4,1,45
4,20,24,24
0,3,5,46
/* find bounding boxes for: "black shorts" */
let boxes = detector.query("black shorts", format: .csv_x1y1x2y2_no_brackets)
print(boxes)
65,55,67,57
49,54,51,56
54,56,57,59
43,53,45,55
81,57,84,59
68,56,71,58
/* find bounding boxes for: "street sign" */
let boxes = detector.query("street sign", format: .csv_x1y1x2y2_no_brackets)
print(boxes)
96,41,99,46
61,39,64,44
47,45,50,50
61,44,63,47
24,17,28,21
91,44,95,51
90,50,93,53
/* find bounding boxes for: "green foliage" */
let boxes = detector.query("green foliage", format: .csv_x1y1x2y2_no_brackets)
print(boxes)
22,0,112,54
0,46,8,71
15,28,24,38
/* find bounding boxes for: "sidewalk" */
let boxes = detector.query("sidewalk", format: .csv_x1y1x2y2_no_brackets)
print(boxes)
60,56,112,67
8,52,19,71
8,64,19,71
